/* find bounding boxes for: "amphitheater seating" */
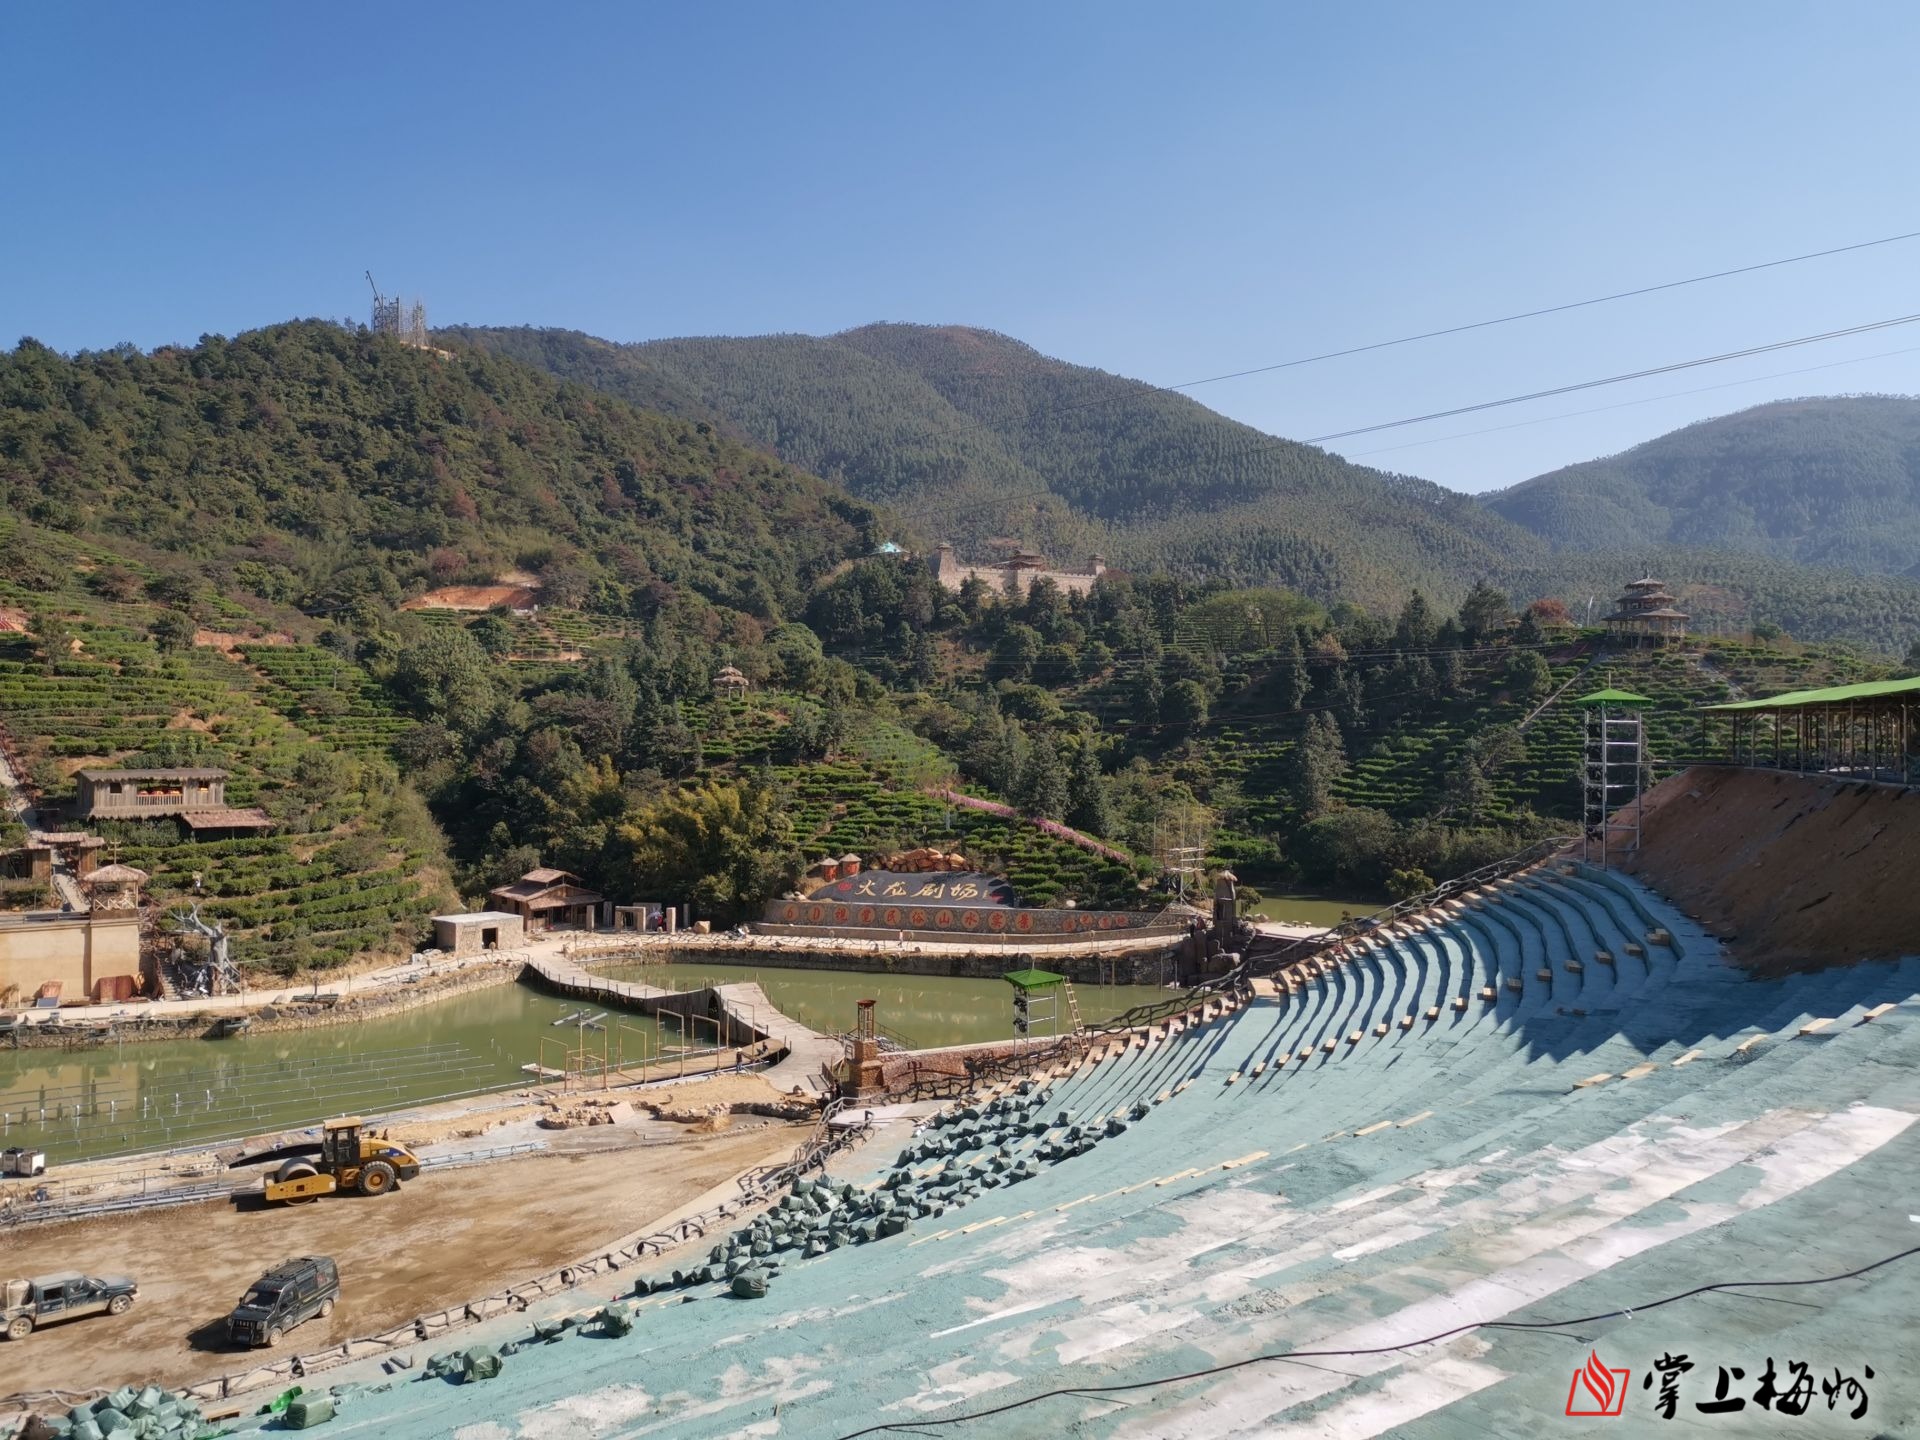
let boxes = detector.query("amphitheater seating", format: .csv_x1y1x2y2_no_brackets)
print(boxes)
302,864,1920,1438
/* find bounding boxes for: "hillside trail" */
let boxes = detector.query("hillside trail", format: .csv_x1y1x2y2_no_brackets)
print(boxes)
1690,650,1746,700
1517,643,1604,731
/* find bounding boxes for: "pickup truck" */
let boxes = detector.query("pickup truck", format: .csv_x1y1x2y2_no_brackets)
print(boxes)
3,1272,138,1340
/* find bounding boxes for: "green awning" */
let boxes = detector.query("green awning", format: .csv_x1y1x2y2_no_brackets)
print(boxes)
1572,689,1653,706
1002,968,1067,991
1700,675,1920,712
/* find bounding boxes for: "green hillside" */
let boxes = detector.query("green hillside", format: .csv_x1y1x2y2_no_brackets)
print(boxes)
1486,396,1920,576
451,324,1920,651
0,323,1907,983
0,322,883,624
452,322,1541,612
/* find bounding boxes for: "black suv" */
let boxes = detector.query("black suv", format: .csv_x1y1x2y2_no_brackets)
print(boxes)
226,1256,339,1348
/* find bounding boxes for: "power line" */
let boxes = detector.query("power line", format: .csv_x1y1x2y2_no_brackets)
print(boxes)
836,1244,1920,1438
1062,225,1920,408
1346,343,1920,459
1304,310,1920,444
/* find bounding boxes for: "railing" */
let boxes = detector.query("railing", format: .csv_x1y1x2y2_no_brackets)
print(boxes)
733,1095,873,1200
1666,755,1920,791
1240,836,1575,978
831,1017,921,1058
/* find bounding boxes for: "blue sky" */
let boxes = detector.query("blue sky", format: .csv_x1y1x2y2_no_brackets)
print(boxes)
4,2,1917,493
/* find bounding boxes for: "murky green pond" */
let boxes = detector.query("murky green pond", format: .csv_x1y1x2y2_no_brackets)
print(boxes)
1249,894,1388,927
0,960,1175,1163
0,982,667,1164
604,961,1173,1050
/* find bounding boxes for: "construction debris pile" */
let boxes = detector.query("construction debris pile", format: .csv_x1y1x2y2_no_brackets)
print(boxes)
17,1385,214,1440
534,1097,631,1130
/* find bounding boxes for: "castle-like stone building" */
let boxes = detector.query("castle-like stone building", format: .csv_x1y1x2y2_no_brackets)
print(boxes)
928,544,1106,598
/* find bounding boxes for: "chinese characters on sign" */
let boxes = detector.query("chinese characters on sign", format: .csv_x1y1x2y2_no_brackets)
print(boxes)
835,878,989,901
1619,1352,1871,1421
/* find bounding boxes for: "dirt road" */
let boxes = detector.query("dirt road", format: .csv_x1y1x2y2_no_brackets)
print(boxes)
0,1123,800,1396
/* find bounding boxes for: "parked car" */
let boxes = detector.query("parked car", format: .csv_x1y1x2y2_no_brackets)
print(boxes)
227,1256,339,1348
3,1272,137,1340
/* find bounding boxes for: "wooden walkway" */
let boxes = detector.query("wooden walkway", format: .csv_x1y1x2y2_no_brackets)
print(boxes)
523,957,837,1094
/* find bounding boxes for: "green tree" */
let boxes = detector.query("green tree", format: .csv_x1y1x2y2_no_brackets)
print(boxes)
27,609,69,675
468,611,517,658
1394,591,1436,651
613,778,797,921
1458,580,1512,643
1273,628,1309,711
1288,712,1347,817
1015,732,1070,819
389,627,498,734
1160,678,1211,734
149,609,197,654
1386,867,1434,901
1294,806,1398,888
1506,650,1553,701
1066,740,1115,838
987,623,1043,683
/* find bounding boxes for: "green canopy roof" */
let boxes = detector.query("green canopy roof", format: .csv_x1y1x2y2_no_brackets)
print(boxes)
1572,688,1653,706
1002,968,1067,991
1700,675,1920,712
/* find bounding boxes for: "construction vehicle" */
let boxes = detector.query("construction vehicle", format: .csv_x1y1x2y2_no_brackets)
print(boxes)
4,1272,137,1341
263,1117,422,1204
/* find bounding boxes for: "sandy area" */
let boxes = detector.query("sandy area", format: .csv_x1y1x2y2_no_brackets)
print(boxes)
1622,766,1920,975
399,584,539,611
0,1122,801,1397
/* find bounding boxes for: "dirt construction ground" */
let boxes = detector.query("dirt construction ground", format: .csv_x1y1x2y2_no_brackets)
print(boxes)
1622,766,1920,974
0,1123,801,1397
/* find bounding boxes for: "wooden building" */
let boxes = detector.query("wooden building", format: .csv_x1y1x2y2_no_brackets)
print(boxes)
72,768,272,834
81,862,148,913
486,867,605,933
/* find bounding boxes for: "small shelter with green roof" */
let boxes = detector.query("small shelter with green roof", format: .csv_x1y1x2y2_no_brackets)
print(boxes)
1003,967,1069,1040
1699,674,1920,786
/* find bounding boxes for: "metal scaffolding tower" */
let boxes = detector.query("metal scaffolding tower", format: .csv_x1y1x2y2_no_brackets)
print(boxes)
1576,689,1653,867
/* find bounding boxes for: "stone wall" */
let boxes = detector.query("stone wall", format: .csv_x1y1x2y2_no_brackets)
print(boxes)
0,910,142,1004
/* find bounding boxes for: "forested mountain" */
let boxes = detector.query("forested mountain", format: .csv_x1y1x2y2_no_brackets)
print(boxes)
452,323,1539,612
0,322,1908,982
0,322,883,624
441,324,1102,562
449,324,1920,652
1486,397,1920,577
